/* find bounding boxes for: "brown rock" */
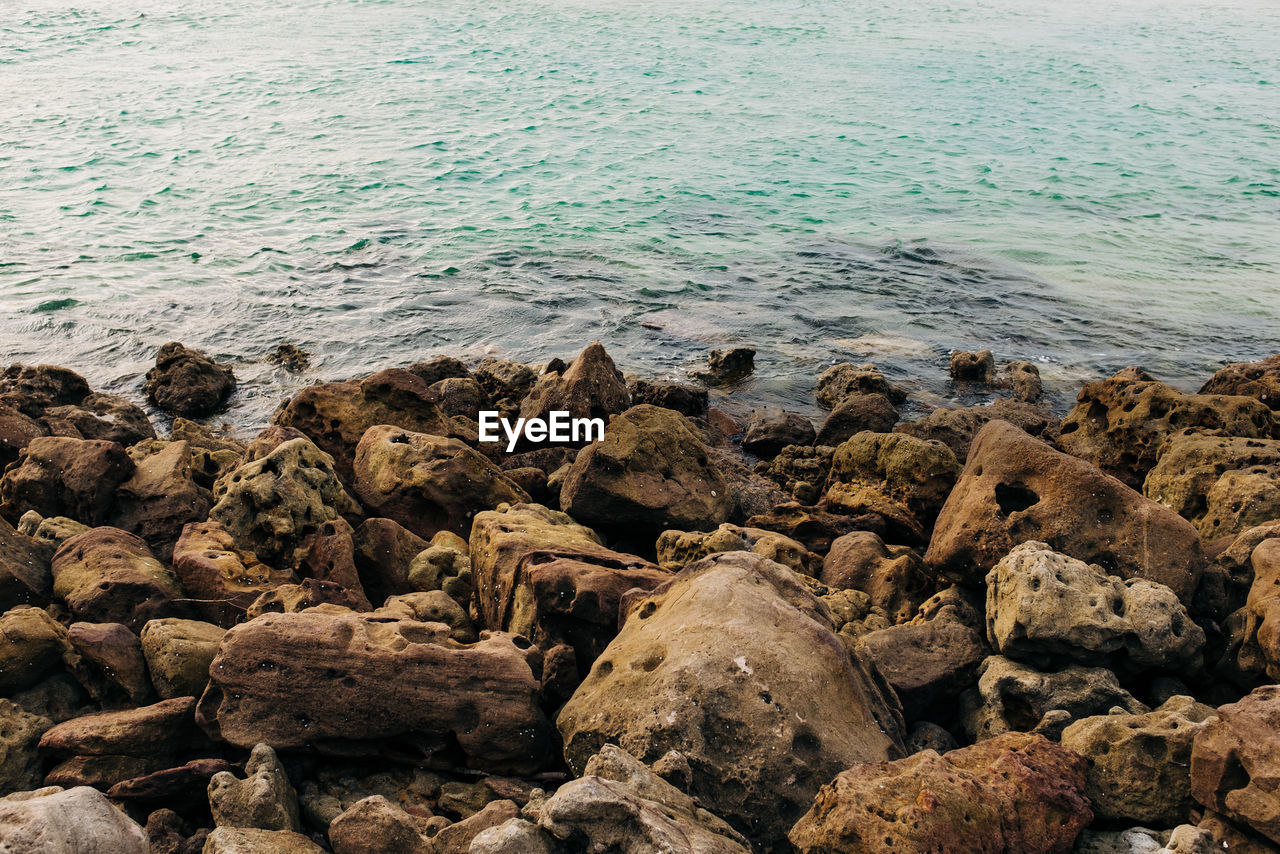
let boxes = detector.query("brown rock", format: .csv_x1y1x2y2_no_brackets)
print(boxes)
855,613,988,720
894,398,1060,460
1236,538,1280,681
741,408,815,459
0,515,53,609
519,342,630,428
1145,433,1280,538
432,800,522,853
328,795,430,854
0,698,52,793
351,518,429,606
140,618,227,700
0,605,68,694
202,827,326,854
754,444,834,502
814,393,899,446
696,347,755,384
65,622,153,706
296,518,370,609
999,360,1045,402
1191,685,1280,844
820,531,933,623
209,743,301,831
0,364,92,414
626,379,708,417
1200,352,1280,411
0,436,134,526
815,362,907,408
744,501,880,554
172,522,296,627
39,697,199,789
110,441,214,559
656,522,816,575
51,527,190,630
144,342,236,418
0,402,46,469
950,349,996,383
110,758,238,804
242,579,368,619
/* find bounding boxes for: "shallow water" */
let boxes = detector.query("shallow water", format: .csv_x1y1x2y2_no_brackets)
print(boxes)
2,0,1278,428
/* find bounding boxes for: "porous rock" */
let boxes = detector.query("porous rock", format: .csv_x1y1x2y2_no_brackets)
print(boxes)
1144,433,1280,538
950,348,996,383
0,436,134,526
39,697,200,789
1200,352,1280,411
656,522,816,575
144,342,236,418
64,621,153,706
141,619,227,699
855,610,988,720
894,398,1060,460
815,362,907,408
51,527,190,631
201,827,326,854
328,795,429,854
519,342,630,428
110,440,213,559
820,531,933,623
0,698,51,794
209,743,300,831
1190,684,1280,844
172,522,296,627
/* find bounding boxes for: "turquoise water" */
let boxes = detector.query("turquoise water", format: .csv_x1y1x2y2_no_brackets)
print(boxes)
2,0,1278,426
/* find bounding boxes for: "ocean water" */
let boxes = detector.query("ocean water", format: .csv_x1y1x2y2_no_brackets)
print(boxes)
2,0,1278,428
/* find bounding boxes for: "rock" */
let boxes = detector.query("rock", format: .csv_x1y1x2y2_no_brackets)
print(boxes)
51,527,190,631
0,605,69,693
0,436,134,526
788,732,1091,854
0,516,52,610
1144,433,1280,538
273,368,454,483
210,437,361,571
295,518,370,609
656,522,815,575
328,796,429,854
171,522,296,627
1200,352,1280,411
109,758,238,805
986,541,1204,672
519,342,630,428
170,418,247,456
1190,684,1280,844
266,344,310,373
820,531,933,623
0,785,149,852
475,359,538,417
962,655,1148,740
65,621,153,706
1196,810,1276,853
407,355,471,387
926,420,1205,603
855,614,988,721
406,537,473,607
815,362,907,408
894,398,1060,460
46,391,155,447
950,349,996,383
430,376,485,418
10,673,89,725
17,511,88,548
296,764,442,828
1057,368,1274,488
352,425,527,541
626,379,708,417
351,518,430,606
999,360,1045,402
39,697,200,789
696,347,755,384
431,800,521,853
741,409,815,459
197,610,552,774
557,552,904,847
0,364,92,414
1052,827,1167,853
823,431,960,543
110,440,214,559
209,743,300,831
375,592,475,643
754,443,833,502
141,619,226,699
814,393,899,446
560,405,732,534
201,827,326,854
243,579,366,618
0,403,47,469
0,698,51,794
1061,696,1216,825
743,501,877,554
1233,538,1280,682
903,721,958,755
144,343,236,417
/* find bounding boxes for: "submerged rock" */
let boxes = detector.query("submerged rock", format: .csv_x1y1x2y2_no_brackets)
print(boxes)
144,342,236,418
696,347,755,384
815,362,907,408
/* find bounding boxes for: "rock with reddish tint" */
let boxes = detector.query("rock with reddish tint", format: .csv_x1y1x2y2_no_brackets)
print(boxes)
328,795,431,854
744,501,880,554
557,552,903,848
144,342,236,418
296,518,371,610
894,398,1060,460
202,827,326,854
42,391,154,448
0,364,93,415
815,362,907,408
171,522,296,627
0,516,52,610
140,619,226,700
519,342,630,429
39,697,200,789
926,419,1205,603
1200,352,1280,411
0,403,46,469
1144,432,1280,539
820,531,933,623
110,440,213,560
197,610,551,774
1057,367,1274,488
0,436,134,526
999,360,1045,402
1234,538,1280,682
353,425,528,541
788,732,1092,854
815,393,899,446
1191,685,1280,844
65,622,153,706
109,758,238,806
696,347,755,384
51,528,191,631
351,517,429,605
754,444,834,503
741,408,815,459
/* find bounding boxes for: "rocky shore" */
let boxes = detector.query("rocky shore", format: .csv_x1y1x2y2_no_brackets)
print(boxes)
1,341,1279,853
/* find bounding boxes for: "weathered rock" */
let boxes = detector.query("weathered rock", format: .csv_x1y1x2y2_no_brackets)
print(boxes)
210,437,361,571
656,522,816,575
789,732,1091,854
141,619,226,699
926,420,1205,602
243,579,367,618
1196,810,1277,853
894,398,1060,460
197,610,551,774
17,511,88,548
0,516,52,610
295,518,371,609
171,522,296,627
962,655,1148,740
274,368,454,483
201,827,326,854
209,743,300,831
407,355,471,387
9,673,89,725
560,405,732,534
1061,696,1216,825
557,551,903,847
375,591,476,643
626,379,708,417
144,343,236,418
432,800,522,853
110,440,213,559
296,764,442,828
350,517,430,606
0,364,92,414
0,436,134,526
0,605,69,694
406,535,473,606
65,621,153,706
999,359,1045,402
0,698,51,794
519,342,630,428
0,785,149,852
815,362,907,409
476,358,538,417
1200,352,1280,411
741,409,815,459
170,418,247,456
1145,433,1280,538
430,376,485,419
903,721,958,755
266,344,310,373
855,613,988,720
46,391,155,447
1233,538,1280,682
743,501,877,554
1058,368,1275,488
109,758,238,806
820,531,933,623
328,795,429,854
986,542,1204,672
697,347,755,384
52,527,190,630
754,443,833,503
0,402,46,469
950,349,996,383
1191,685,1280,844
39,697,199,789
814,393,899,446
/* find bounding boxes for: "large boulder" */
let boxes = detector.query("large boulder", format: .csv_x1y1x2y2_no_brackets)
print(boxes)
926,420,1205,603
820,531,933,623
353,425,528,541
51,527,191,631
814,362,907,408
209,437,361,571
196,610,552,774
0,785,149,852
0,698,51,793
518,342,630,428
1200,352,1280,411
0,436,134,526
560,405,732,534
855,610,988,721
110,440,214,559
39,697,200,789
172,522,297,627
894,398,1060,461
1144,433,1280,539
0,605,68,694
1057,368,1274,488
0,515,52,609
557,552,904,848
1191,685,1280,844
143,342,236,418
788,732,1091,854
45,392,155,447
65,621,153,706
202,827,326,854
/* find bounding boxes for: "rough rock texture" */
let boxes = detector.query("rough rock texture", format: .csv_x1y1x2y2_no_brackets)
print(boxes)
202,827,326,854
0,698,51,793
273,368,454,483
209,743,301,831
197,610,552,774
476,359,537,418
1235,538,1280,682
0,516,52,610
999,359,1045,402
110,440,213,559
0,364,92,414
209,437,361,571
171,522,296,627
1057,368,1275,488
820,530,933,623
296,764,442,828
557,552,904,848
815,362,907,408
789,732,1092,854
0,436,134,526
1190,684,1280,844
353,425,528,541
46,391,155,447
697,347,755,384
351,517,429,606
742,501,875,554
519,342,630,428
741,409,815,459
65,621,153,706
144,343,236,418
950,349,996,383
1200,352,1280,411
560,404,733,534
754,443,834,503
855,612,989,720
0,606,69,693
328,795,430,854
962,655,1148,740
39,697,199,789
376,591,475,643
656,522,815,575
141,619,227,699
1061,696,1216,825
986,542,1204,671
295,517,371,609
814,393,899,446
0,785,149,852
926,420,1205,603
430,799,520,853
627,379,709,417
894,398,1060,461
1145,433,1280,538
406,534,473,606
51,527,190,631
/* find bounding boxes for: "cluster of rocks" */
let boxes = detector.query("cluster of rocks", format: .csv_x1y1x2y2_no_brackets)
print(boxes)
0,341,1279,853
